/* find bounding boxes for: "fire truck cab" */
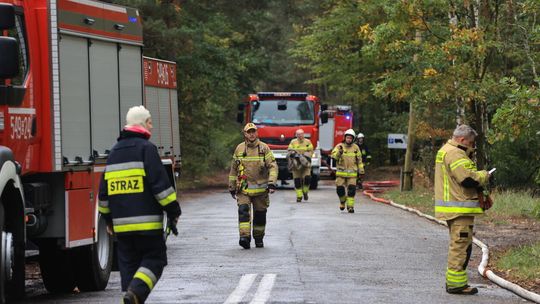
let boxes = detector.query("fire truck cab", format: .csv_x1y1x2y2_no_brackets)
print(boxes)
237,92,328,189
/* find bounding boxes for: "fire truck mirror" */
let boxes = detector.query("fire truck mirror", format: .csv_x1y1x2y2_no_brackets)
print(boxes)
277,100,287,110
0,4,15,30
0,37,19,79
31,117,37,137
321,112,329,124
236,112,244,124
321,104,328,111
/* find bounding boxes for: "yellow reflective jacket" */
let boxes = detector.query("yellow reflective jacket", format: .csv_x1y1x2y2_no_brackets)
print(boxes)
331,142,364,177
288,138,313,165
228,139,278,196
434,139,489,220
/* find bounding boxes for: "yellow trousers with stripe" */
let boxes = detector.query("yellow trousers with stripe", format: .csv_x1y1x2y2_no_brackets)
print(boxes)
446,216,474,289
237,193,270,238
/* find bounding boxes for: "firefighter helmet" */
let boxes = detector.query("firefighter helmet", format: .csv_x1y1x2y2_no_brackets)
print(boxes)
344,129,356,139
243,123,257,132
357,132,365,138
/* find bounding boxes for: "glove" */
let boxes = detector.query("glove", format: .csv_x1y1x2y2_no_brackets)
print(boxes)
167,216,178,236
478,190,493,211
230,190,237,199
267,183,276,193
164,200,181,219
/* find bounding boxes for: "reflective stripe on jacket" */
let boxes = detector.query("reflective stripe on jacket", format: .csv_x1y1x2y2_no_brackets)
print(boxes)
98,130,179,235
228,139,278,196
331,143,364,177
434,139,489,220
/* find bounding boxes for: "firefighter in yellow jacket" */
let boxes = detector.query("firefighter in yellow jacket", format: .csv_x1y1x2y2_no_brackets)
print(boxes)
331,129,364,213
229,123,278,249
434,125,490,295
288,129,314,202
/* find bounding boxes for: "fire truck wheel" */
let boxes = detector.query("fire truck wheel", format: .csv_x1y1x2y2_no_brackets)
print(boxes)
38,240,77,293
74,215,113,291
0,202,25,302
309,175,319,190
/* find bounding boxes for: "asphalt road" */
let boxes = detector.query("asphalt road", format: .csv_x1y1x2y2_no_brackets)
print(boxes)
22,181,528,303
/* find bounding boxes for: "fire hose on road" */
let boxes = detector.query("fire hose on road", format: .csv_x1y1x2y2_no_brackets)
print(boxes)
362,181,540,304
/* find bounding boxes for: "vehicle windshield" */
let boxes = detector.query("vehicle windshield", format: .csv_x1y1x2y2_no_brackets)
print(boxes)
251,100,314,126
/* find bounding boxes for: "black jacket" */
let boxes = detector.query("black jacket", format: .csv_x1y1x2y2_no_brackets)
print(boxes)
98,130,181,235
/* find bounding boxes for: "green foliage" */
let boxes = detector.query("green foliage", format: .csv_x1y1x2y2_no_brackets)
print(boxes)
496,242,540,280
489,190,540,219
382,186,434,216
292,0,540,189
113,0,320,178
490,80,540,187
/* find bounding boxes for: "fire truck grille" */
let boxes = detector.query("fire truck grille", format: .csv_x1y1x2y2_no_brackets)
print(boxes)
262,137,294,145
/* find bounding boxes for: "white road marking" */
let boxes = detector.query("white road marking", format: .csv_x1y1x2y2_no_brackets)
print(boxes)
249,274,277,304
224,274,258,304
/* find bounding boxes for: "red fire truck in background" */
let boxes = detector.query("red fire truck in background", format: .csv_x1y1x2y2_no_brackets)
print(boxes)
0,1,180,302
237,92,328,189
319,105,354,177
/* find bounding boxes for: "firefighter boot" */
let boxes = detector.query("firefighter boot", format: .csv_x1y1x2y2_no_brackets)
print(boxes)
254,238,264,248
446,285,478,295
239,236,251,249
337,186,346,211
122,290,140,304
303,176,310,201
294,178,303,202
347,186,356,213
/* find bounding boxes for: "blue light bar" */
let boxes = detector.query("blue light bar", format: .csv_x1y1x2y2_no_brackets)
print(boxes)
257,92,308,98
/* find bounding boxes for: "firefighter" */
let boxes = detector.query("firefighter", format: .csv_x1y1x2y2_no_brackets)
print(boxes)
331,129,364,213
356,133,372,165
228,123,278,249
98,105,181,304
356,132,371,190
288,129,314,202
434,125,490,295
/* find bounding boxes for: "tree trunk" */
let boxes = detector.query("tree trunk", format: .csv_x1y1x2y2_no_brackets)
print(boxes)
402,29,422,191
402,101,416,191
468,99,487,169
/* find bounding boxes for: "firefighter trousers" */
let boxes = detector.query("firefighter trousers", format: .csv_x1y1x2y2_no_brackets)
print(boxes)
292,167,311,199
117,234,167,303
237,193,270,239
445,216,474,289
336,177,357,209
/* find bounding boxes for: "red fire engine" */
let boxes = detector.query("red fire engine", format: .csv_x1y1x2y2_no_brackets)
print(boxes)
0,1,180,302
237,92,328,189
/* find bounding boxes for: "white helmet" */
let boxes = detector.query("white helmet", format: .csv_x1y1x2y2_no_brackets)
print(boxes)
357,132,365,138
344,129,356,139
